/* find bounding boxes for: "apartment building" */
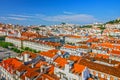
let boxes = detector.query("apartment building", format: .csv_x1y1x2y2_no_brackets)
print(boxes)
78,59,120,80
5,36,61,51
65,35,89,44
5,36,23,47
54,61,90,80
23,40,57,51
0,30,6,36
0,58,22,80
60,44,89,56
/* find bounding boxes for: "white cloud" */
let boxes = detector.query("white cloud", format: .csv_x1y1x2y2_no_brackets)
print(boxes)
0,15,28,21
9,14,33,18
7,17,27,20
63,11,74,14
41,14,98,23
9,14,98,23
0,17,8,20
0,13,98,24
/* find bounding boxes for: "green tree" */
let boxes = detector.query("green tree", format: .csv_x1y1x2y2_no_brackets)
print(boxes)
0,36,6,41
24,47,30,50
61,22,66,25
80,25,92,28
0,41,14,48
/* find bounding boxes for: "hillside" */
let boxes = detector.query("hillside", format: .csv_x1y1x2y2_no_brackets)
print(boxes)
106,18,120,24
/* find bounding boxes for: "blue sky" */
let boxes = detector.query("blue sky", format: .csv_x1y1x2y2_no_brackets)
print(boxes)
0,0,120,25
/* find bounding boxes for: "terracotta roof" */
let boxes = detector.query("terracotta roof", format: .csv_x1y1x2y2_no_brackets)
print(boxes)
40,49,64,58
21,31,39,38
96,54,109,59
72,63,85,74
87,55,119,65
16,64,28,72
79,45,89,49
91,44,97,48
78,59,120,77
7,36,28,40
77,41,87,44
7,36,61,47
35,61,47,68
115,45,120,50
25,70,39,78
54,57,67,68
100,43,114,48
67,35,81,38
109,50,120,55
1,58,22,74
68,55,81,62
48,65,54,74
42,74,59,80
63,44,79,49
99,77,107,80
40,51,56,58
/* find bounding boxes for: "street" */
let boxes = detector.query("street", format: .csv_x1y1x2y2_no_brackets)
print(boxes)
0,47,18,60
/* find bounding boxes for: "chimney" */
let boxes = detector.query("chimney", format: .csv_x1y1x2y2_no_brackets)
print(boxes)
57,51,62,55
23,54,29,62
40,65,46,73
31,63,35,68
64,60,74,72
109,59,112,64
40,65,50,73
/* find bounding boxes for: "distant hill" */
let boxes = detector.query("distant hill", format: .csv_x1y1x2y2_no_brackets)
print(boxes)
106,18,120,24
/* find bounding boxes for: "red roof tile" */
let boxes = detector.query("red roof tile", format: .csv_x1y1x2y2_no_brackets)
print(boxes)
54,57,67,68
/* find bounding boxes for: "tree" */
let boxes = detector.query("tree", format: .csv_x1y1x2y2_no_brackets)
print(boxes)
106,19,120,24
61,22,66,25
80,25,92,28
33,49,37,53
24,47,30,50
0,36,6,41
39,25,46,27
0,41,14,48
33,27,40,31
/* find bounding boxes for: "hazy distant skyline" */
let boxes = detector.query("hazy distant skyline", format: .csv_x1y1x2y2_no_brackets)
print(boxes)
0,0,120,25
